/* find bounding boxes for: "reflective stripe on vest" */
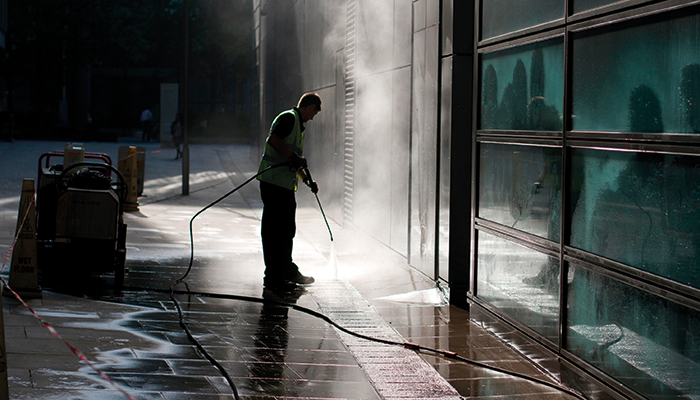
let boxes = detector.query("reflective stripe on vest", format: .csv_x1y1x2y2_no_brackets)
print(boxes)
256,109,304,190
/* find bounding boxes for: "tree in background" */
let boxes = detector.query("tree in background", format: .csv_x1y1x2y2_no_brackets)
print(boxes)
8,0,253,139
530,48,544,99
527,48,561,131
9,0,166,133
482,64,498,129
188,0,253,138
629,84,663,133
499,59,528,130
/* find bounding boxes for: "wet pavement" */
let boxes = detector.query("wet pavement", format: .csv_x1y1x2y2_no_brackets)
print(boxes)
0,139,599,399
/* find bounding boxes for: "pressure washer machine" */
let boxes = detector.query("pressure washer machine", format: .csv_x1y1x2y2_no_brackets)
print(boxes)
36,150,128,290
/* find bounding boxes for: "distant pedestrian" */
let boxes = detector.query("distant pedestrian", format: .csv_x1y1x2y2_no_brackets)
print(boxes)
141,108,154,142
171,112,183,159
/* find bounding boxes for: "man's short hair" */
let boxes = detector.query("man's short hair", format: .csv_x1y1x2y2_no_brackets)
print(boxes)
298,92,322,111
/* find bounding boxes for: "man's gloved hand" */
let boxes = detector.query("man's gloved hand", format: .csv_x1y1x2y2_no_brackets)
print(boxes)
303,178,319,194
308,181,319,194
290,153,307,169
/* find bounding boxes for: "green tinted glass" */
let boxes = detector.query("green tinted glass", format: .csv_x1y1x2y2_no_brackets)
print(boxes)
477,231,560,343
479,143,561,242
567,264,700,398
569,148,700,289
572,11,700,133
481,39,564,131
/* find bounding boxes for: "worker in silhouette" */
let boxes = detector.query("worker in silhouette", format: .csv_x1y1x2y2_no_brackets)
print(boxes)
257,92,321,290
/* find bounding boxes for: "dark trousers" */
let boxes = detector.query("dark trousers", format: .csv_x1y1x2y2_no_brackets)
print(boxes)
142,121,153,141
260,181,297,282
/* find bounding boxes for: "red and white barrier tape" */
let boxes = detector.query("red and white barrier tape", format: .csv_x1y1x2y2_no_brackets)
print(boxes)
1,196,137,400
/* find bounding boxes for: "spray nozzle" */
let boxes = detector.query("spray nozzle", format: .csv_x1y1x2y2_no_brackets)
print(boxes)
302,167,318,194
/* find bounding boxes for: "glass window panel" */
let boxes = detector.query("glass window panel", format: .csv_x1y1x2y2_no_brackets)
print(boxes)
567,263,700,399
481,39,564,131
572,9,700,133
569,148,700,289
479,143,561,242
477,231,560,343
481,0,564,40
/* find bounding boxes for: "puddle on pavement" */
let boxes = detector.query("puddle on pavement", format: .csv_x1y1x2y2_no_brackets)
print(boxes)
375,287,448,306
17,250,391,398
33,280,377,397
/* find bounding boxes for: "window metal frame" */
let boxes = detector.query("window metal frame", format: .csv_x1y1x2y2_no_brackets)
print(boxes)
568,131,700,144
568,140,700,157
477,136,563,146
476,219,560,255
565,248,700,311
479,19,566,48
472,0,700,398
569,0,660,24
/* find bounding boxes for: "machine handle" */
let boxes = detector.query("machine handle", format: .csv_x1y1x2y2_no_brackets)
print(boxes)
39,151,112,172
60,162,128,208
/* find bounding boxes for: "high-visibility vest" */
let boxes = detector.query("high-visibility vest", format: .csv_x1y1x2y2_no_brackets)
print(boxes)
256,109,305,190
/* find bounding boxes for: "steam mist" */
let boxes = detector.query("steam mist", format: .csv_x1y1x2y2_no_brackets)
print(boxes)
352,0,412,253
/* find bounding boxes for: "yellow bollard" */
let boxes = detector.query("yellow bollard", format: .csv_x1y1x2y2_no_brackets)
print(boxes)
6,179,42,298
119,146,145,196
121,146,140,212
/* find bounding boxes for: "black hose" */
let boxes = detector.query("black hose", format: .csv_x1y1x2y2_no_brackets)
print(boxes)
130,285,589,400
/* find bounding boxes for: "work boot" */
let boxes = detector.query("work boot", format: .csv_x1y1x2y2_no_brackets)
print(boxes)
264,264,315,288
288,271,315,285
284,263,315,285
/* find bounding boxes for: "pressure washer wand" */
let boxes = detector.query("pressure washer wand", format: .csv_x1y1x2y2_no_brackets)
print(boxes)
303,166,333,242
314,193,333,242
